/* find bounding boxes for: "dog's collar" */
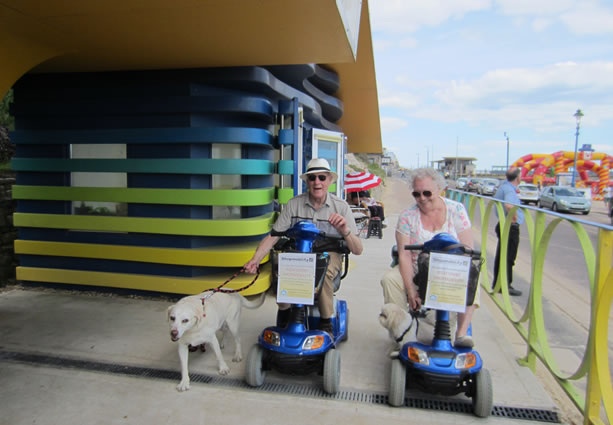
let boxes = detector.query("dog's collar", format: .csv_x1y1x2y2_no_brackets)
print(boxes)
395,321,414,343
200,291,214,317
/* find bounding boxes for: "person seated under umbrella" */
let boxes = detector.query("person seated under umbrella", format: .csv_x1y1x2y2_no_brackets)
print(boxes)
349,191,385,224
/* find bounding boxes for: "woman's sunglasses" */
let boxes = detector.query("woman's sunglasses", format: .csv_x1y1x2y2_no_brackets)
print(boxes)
307,174,328,182
412,190,433,198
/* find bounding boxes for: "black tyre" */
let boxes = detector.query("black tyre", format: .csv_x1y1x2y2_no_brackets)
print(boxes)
472,369,493,417
552,203,558,212
537,200,542,208
323,349,341,394
388,359,406,407
245,344,266,387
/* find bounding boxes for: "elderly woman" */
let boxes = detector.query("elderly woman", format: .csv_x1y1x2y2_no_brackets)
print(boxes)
380,168,478,348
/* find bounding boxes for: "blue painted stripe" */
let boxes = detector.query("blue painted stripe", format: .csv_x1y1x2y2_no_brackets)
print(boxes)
12,158,275,174
11,127,273,145
11,95,274,118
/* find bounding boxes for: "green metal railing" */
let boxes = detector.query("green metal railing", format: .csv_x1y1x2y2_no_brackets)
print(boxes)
447,189,612,425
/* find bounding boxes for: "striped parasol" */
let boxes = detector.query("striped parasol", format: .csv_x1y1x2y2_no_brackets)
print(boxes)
344,171,382,193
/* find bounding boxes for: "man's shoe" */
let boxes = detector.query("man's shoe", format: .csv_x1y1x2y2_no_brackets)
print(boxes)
508,286,522,296
318,320,334,338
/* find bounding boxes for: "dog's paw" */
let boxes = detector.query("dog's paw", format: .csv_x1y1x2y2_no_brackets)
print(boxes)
232,353,243,363
176,380,191,392
218,364,230,375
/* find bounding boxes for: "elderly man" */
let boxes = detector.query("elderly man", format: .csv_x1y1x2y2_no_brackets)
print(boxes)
492,167,523,296
244,158,363,334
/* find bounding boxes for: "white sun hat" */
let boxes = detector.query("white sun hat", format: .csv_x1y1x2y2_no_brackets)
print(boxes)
300,158,338,183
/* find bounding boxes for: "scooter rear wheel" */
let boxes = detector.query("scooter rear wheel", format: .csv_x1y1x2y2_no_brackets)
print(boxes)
245,344,266,387
472,368,493,417
323,349,340,394
388,358,406,407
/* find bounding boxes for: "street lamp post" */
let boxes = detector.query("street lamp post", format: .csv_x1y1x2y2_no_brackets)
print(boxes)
504,132,510,170
571,109,584,187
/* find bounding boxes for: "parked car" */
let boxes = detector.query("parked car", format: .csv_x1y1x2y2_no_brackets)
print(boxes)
518,183,539,205
538,186,591,215
466,178,482,192
479,178,500,196
456,177,468,190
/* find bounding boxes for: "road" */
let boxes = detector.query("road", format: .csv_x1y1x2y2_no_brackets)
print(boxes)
378,177,613,396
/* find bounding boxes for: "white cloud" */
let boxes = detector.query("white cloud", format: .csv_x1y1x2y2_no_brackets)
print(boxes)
496,0,613,35
370,0,491,34
398,37,418,48
495,0,574,16
379,92,421,109
531,18,552,32
380,117,409,133
373,37,418,53
434,61,613,109
560,3,613,35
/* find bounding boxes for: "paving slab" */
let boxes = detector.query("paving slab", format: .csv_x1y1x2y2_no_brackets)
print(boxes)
0,210,562,425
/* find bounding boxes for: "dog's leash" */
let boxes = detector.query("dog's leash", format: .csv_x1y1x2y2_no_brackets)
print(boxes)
201,267,260,305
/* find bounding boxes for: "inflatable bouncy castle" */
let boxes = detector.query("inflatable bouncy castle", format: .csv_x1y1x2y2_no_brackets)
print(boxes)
511,151,612,198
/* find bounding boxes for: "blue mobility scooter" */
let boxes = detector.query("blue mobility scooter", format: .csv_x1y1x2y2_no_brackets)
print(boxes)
245,221,350,394
388,233,493,417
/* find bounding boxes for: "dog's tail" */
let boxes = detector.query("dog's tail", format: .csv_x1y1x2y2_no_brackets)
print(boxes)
241,292,266,309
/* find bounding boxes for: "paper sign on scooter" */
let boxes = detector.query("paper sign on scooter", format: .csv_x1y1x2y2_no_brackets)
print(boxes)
277,252,316,305
423,252,470,313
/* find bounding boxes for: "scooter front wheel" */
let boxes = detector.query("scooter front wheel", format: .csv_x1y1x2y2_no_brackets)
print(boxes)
323,349,340,394
245,344,266,387
472,368,493,417
388,358,406,407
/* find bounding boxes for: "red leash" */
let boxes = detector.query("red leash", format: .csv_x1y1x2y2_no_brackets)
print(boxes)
201,267,260,305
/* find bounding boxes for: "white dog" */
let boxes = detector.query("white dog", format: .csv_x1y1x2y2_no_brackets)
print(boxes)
378,304,415,356
167,291,265,391
379,304,457,355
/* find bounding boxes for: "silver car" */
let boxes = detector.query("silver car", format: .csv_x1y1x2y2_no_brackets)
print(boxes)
538,186,591,215
479,178,500,196
518,183,539,205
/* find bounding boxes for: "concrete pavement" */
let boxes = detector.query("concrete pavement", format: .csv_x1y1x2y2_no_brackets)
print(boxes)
0,211,565,425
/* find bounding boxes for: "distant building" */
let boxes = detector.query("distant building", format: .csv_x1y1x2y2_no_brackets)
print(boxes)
433,157,476,178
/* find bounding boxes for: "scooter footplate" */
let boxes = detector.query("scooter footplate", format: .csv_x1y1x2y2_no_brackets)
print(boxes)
408,368,470,396
267,351,323,375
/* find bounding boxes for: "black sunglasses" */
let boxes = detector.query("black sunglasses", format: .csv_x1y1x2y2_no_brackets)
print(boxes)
412,190,433,198
307,174,328,182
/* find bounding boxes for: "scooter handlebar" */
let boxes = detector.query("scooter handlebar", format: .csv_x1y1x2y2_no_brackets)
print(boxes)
403,244,424,251
403,243,481,258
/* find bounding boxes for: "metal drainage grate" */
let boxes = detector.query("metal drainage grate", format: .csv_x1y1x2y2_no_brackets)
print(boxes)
1,350,559,423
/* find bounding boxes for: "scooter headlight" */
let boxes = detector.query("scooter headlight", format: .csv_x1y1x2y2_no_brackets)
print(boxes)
302,335,324,350
407,346,430,365
263,330,280,346
455,352,477,369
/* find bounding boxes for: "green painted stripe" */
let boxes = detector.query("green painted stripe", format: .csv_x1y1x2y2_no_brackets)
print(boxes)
17,265,272,296
15,240,268,267
278,160,294,175
11,158,274,175
14,212,275,236
12,185,275,206
278,188,294,205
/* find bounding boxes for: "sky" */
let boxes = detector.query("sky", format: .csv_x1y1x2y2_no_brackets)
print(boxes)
368,0,613,171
